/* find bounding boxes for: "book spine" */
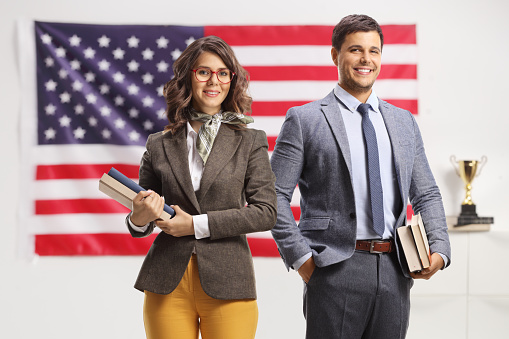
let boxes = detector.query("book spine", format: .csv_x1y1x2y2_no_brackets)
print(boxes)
108,167,175,217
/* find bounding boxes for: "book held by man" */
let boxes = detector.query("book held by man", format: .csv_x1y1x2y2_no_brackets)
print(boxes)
397,213,431,272
98,167,174,220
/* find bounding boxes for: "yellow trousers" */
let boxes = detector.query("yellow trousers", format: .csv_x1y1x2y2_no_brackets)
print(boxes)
143,255,258,339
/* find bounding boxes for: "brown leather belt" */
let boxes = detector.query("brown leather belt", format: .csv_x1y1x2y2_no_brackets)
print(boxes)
356,239,394,253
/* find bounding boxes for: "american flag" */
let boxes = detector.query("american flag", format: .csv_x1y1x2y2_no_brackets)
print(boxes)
20,21,417,256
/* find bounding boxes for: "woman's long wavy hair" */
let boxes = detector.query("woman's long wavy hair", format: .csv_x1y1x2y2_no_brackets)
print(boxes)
163,35,252,134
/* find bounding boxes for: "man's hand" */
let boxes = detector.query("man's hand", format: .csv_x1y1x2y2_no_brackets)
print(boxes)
130,190,164,226
410,252,444,280
155,205,194,237
298,257,316,283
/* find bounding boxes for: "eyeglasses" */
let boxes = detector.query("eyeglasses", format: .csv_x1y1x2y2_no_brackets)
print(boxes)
191,67,235,84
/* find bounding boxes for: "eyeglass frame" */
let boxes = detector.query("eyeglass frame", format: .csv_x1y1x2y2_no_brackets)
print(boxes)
191,67,236,84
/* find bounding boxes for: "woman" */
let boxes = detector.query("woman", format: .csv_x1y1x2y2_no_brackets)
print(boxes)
126,35,277,339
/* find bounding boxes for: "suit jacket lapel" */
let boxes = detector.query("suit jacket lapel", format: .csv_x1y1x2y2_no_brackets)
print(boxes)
162,128,201,214
197,124,241,203
378,99,406,199
321,91,353,177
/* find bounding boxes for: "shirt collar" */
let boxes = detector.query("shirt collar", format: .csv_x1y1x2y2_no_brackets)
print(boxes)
186,121,198,137
333,83,381,114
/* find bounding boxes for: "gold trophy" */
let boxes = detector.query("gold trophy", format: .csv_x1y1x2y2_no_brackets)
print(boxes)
450,156,493,226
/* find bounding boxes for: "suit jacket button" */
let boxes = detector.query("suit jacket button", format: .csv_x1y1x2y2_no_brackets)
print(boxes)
350,212,356,219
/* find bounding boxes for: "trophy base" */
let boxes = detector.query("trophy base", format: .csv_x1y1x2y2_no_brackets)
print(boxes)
455,204,494,226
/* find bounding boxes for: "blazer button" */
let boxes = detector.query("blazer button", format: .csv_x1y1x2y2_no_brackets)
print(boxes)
349,212,356,219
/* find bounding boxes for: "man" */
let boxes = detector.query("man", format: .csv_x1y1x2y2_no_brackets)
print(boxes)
270,14,451,339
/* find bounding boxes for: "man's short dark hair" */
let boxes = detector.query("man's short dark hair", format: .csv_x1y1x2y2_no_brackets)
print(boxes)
332,14,384,51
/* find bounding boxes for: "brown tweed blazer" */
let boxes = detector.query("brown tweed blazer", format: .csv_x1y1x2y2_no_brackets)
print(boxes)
127,124,277,300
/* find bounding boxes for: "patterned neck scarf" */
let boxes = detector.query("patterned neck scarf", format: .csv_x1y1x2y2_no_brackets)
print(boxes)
189,108,254,164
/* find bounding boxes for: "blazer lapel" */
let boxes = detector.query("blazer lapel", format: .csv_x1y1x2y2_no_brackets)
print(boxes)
197,124,241,202
321,91,353,177
378,99,406,199
162,128,201,214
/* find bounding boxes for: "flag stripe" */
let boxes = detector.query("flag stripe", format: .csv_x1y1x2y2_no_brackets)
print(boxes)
245,64,417,81
205,25,416,46
35,234,279,256
35,199,129,214
36,164,140,180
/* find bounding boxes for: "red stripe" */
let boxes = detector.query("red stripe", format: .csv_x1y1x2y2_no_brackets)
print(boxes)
205,25,334,46
205,25,416,46
407,204,414,221
35,199,129,214
246,64,416,81
267,136,277,151
35,234,279,257
384,99,418,114
252,101,309,116
36,164,140,180
381,25,417,44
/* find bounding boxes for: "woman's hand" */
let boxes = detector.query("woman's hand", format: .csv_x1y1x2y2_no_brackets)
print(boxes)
130,190,164,226
155,205,195,237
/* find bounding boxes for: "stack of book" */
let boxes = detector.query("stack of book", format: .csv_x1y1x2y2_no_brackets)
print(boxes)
397,213,431,273
98,167,174,220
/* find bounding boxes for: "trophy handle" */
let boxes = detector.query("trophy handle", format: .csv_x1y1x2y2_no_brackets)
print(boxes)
476,155,487,177
450,155,460,176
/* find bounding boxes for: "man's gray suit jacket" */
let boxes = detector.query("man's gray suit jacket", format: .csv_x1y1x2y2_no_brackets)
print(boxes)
270,91,451,276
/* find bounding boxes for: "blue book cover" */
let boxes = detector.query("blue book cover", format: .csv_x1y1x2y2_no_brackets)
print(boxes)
108,167,175,217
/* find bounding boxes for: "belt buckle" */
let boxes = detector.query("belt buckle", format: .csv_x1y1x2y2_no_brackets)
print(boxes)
369,240,384,254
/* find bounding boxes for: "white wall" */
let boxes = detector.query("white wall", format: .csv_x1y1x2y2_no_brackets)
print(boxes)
2,0,508,338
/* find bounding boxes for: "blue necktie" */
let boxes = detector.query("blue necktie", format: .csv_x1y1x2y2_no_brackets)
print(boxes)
357,103,385,238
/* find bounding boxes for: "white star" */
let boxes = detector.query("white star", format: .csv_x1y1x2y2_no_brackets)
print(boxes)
102,128,112,139
86,93,97,104
127,36,140,48
127,60,140,72
112,48,125,60
185,37,196,46
156,60,169,72
114,118,126,129
142,96,154,107
85,72,96,82
143,120,154,130
70,59,81,70
127,83,140,95
72,80,83,92
88,117,98,126
58,69,68,79
99,84,110,94
73,127,86,139
98,35,111,47
45,80,57,91
59,115,71,127
45,104,57,115
156,36,169,48
129,108,139,118
59,92,71,103
114,96,125,106
142,73,154,84
157,85,165,97
74,104,84,114
44,128,56,140
98,59,110,71
55,47,66,58
100,106,112,116
84,47,96,59
171,48,182,60
113,72,125,83
128,130,141,141
41,34,52,45
69,35,81,46
44,57,54,67
142,48,154,60
157,108,166,119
